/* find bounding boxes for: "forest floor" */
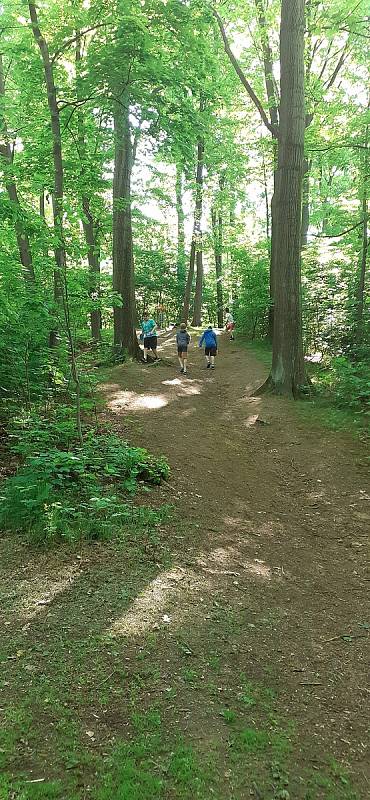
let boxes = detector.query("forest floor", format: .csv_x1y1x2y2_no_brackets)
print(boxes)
1,333,369,800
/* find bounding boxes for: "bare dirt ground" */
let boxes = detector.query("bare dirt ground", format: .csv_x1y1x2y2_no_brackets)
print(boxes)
1,332,369,799
101,333,369,790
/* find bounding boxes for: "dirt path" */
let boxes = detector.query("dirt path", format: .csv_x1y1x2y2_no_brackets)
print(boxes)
101,333,369,794
1,333,369,799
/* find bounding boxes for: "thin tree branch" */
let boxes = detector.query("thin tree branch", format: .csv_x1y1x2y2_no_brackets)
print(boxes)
318,41,333,81
255,0,279,128
324,40,349,90
312,220,363,238
307,142,368,152
213,9,278,138
50,23,113,64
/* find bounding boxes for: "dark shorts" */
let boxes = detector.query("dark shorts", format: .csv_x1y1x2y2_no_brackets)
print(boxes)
178,347,188,356
144,335,157,350
205,346,217,356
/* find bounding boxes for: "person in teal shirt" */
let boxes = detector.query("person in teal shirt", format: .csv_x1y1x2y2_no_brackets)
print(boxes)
141,313,158,361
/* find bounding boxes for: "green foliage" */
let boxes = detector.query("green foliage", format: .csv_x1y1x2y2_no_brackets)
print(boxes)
231,247,270,338
0,425,169,543
313,357,370,412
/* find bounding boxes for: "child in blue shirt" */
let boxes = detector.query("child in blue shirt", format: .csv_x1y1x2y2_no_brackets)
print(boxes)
141,313,158,362
199,325,218,369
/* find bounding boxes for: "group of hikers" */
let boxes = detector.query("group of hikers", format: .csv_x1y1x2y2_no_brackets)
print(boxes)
140,309,235,375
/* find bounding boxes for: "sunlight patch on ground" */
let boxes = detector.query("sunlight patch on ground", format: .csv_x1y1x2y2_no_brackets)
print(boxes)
109,567,211,637
5,566,80,623
196,545,272,580
107,389,168,412
178,383,201,396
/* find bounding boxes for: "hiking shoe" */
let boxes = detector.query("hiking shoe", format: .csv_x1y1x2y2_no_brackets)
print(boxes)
180,367,184,373
206,363,211,369
210,364,215,369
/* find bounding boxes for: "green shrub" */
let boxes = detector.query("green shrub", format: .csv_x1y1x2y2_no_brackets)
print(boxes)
313,357,370,412
0,432,169,543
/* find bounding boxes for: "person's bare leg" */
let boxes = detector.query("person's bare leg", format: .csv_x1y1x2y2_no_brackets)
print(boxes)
152,348,158,360
183,356,187,374
210,355,215,368
178,356,183,371
144,347,148,362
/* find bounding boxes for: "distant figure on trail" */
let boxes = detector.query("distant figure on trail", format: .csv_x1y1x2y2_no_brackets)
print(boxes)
225,307,235,340
199,325,218,369
176,323,191,375
141,313,158,362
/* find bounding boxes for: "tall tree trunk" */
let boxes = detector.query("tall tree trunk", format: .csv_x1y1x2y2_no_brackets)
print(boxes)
261,147,270,242
0,54,35,284
182,136,204,323
192,248,203,326
81,197,102,341
260,0,306,397
211,206,224,327
175,165,186,304
29,2,64,346
182,238,196,324
255,0,279,340
354,109,369,341
29,3,83,439
301,157,311,248
113,99,141,358
75,34,101,342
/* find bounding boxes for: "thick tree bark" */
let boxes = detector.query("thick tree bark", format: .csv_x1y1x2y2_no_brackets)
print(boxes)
113,99,141,358
75,35,101,342
260,0,306,397
175,165,186,303
192,248,203,326
182,238,196,324
254,1,279,340
211,206,224,327
29,2,64,346
81,197,102,341
354,110,369,340
0,55,35,284
301,157,312,248
182,136,204,323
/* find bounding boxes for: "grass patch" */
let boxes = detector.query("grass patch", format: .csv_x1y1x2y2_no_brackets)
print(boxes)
243,338,369,437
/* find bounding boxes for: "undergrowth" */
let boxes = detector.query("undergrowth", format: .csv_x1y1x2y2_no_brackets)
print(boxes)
0,410,169,543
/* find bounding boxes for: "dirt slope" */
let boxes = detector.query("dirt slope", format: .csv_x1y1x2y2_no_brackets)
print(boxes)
1,332,368,799
101,332,369,793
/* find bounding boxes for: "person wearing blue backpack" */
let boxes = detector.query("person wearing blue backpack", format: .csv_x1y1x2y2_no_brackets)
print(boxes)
199,325,218,369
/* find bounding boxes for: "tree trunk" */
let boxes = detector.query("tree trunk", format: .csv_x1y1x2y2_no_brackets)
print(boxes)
354,110,369,341
29,3,83,439
255,0,279,340
301,157,311,248
113,99,141,358
0,54,35,284
191,132,205,326
211,206,224,327
182,238,196,324
182,136,204,323
75,34,101,342
29,2,64,346
81,197,102,341
260,0,306,397
192,248,203,326
175,165,186,304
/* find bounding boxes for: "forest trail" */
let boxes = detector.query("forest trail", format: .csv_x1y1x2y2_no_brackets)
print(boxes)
101,332,369,794
1,334,369,799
